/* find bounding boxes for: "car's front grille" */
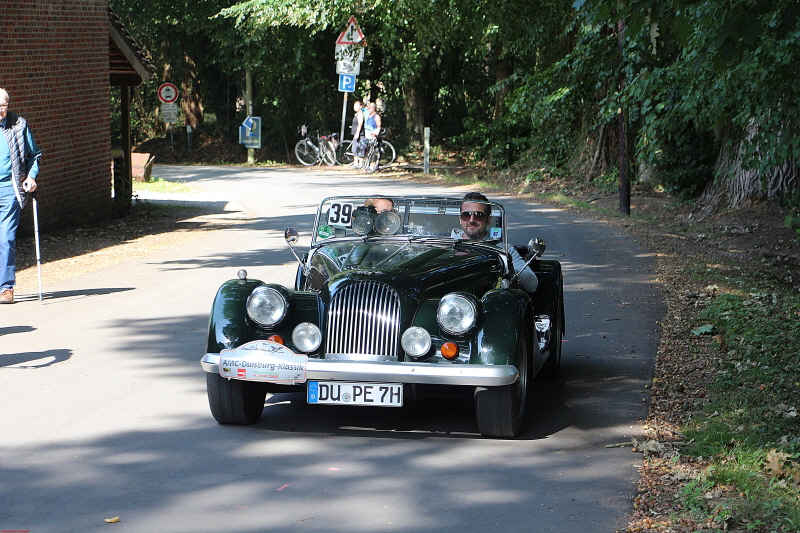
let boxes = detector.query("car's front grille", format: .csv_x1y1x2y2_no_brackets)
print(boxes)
326,281,401,361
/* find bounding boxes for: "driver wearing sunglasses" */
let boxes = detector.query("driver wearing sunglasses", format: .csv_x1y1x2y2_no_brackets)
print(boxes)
460,192,538,292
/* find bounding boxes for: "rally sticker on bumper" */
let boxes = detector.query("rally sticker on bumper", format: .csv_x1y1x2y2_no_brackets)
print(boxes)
220,341,307,383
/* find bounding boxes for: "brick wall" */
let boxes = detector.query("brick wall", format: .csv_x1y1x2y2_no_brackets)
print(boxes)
1,0,111,233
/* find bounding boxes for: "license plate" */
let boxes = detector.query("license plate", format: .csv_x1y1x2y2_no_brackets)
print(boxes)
307,382,403,407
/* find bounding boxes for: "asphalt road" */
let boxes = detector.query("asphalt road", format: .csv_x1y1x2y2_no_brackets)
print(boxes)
0,166,663,533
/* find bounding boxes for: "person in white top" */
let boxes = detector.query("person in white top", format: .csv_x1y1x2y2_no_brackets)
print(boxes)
460,192,538,293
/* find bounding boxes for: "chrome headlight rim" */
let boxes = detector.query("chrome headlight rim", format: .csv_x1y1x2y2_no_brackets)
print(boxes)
401,326,432,358
437,293,479,336
292,322,322,353
246,285,290,327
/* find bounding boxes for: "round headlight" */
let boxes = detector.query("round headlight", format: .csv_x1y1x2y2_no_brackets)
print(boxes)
437,294,478,335
401,327,431,357
292,322,322,353
352,210,373,235
374,210,402,235
247,286,288,327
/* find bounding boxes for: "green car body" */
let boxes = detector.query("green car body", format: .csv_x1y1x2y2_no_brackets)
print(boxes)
201,196,564,438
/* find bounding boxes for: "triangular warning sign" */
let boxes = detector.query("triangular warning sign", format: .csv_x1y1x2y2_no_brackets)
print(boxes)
336,15,366,45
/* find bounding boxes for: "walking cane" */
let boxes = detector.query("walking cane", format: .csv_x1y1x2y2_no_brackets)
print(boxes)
32,191,43,301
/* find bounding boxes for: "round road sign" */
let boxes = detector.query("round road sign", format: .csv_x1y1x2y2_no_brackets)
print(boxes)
157,83,179,104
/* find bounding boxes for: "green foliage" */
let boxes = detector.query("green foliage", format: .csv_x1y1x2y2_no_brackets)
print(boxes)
646,120,717,200
782,189,800,241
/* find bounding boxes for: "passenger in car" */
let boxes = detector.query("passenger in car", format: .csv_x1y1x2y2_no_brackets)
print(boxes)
364,197,394,213
460,192,538,293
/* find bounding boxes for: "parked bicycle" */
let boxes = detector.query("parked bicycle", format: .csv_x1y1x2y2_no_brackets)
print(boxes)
363,134,386,173
295,125,337,166
336,128,396,166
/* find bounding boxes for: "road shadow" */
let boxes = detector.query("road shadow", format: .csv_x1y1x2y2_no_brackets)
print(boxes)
13,287,135,303
0,348,72,368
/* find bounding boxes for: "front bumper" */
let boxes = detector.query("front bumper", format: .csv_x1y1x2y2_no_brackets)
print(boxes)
201,353,518,387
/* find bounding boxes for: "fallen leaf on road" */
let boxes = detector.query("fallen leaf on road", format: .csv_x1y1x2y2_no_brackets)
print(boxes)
104,516,120,523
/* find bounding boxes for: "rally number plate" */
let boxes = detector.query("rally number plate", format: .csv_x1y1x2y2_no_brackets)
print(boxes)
307,382,403,407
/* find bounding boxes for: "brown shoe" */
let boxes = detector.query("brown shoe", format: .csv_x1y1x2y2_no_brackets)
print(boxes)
0,288,13,304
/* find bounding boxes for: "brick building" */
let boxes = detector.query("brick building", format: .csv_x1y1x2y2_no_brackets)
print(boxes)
1,0,151,233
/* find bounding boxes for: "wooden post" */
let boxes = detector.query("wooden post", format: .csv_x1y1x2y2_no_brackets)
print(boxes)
423,127,430,174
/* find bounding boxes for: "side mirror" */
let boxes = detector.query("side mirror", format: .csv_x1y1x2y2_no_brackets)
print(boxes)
528,238,546,258
285,227,299,246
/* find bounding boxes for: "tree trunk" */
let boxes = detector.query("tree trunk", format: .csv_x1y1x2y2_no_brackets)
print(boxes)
182,50,203,129
617,19,630,215
402,77,425,145
700,121,800,213
494,51,513,122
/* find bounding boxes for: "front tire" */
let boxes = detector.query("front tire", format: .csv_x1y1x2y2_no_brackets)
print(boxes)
365,144,380,173
207,372,267,424
322,141,337,166
295,140,317,166
538,285,564,381
474,333,529,438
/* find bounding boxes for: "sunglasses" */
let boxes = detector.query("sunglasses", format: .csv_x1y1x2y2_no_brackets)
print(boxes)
460,210,487,221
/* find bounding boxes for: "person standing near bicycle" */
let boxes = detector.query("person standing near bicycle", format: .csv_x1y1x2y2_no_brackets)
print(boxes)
350,100,367,169
365,102,381,141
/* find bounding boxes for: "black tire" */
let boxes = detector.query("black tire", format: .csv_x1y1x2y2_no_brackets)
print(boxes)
206,372,267,425
322,141,337,166
380,141,396,165
295,139,317,166
474,333,529,438
365,144,380,173
538,284,564,380
337,140,354,165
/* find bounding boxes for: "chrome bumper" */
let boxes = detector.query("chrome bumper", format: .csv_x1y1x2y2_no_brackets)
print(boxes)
201,353,518,387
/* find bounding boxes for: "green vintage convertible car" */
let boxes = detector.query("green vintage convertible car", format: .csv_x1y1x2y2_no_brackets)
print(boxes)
201,195,564,437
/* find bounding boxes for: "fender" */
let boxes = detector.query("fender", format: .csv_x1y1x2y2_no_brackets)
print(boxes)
473,289,533,367
206,279,262,353
206,280,321,353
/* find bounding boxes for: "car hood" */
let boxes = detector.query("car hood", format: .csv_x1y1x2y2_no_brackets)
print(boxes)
308,241,504,300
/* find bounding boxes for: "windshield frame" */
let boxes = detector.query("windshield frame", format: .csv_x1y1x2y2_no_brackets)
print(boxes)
311,195,508,253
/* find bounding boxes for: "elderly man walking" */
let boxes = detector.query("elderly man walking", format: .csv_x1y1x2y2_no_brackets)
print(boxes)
0,88,42,304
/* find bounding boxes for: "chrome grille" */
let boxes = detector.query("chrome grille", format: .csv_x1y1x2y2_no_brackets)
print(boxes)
326,281,401,360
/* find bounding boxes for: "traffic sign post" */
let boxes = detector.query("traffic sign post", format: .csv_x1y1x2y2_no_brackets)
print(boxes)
339,74,356,93
158,83,180,151
161,103,179,123
157,83,179,104
239,116,262,149
336,16,366,146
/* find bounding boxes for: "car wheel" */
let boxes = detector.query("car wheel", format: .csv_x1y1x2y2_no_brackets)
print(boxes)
474,333,529,438
538,294,563,381
206,372,267,424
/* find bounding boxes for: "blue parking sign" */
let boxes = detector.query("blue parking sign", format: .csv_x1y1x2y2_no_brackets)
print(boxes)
339,74,356,93
239,116,261,149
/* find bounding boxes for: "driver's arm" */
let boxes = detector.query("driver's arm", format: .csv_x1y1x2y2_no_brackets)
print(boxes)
509,246,538,292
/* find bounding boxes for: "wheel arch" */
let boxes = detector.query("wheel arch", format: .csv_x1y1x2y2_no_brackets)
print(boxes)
473,289,533,367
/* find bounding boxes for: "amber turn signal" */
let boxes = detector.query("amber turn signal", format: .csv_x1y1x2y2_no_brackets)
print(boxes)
267,334,285,345
440,342,459,359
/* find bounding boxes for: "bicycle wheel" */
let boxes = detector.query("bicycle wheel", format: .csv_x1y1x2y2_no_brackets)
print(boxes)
379,141,396,165
295,139,317,166
337,140,354,165
365,144,380,173
322,141,337,166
